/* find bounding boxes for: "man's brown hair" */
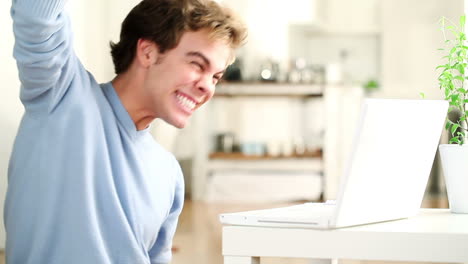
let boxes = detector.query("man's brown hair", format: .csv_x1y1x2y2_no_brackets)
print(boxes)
110,0,247,74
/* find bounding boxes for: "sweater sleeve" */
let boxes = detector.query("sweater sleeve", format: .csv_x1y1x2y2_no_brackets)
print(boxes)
11,0,79,113
149,161,185,264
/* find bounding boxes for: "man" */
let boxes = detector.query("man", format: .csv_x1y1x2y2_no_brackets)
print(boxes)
5,0,246,263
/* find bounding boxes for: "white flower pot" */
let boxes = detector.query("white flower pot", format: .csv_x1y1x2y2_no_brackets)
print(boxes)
439,144,468,213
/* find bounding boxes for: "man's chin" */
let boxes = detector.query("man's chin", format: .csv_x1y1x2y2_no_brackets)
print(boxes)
173,123,185,129
165,117,187,129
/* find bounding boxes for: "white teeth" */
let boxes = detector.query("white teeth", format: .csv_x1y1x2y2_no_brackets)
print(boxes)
176,94,196,110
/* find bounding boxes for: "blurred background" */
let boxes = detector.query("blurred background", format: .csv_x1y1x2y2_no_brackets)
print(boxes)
0,0,464,263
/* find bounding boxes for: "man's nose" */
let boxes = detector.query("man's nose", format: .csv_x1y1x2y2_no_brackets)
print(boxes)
196,74,215,95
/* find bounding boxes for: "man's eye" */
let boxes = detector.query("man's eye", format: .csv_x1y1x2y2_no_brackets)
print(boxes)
213,75,222,84
191,61,204,70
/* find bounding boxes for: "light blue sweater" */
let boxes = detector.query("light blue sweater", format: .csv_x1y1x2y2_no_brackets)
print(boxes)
5,0,184,263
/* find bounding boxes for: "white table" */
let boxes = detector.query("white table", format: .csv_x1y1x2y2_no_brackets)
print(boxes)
222,209,468,264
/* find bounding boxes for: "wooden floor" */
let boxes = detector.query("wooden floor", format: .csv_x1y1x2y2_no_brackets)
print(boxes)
0,196,449,264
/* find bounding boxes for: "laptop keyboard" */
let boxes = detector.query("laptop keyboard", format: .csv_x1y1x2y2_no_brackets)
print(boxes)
252,201,336,223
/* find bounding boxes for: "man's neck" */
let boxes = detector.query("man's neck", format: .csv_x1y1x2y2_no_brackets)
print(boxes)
111,72,156,131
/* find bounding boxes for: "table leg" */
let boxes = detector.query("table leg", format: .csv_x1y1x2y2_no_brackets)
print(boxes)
224,255,260,264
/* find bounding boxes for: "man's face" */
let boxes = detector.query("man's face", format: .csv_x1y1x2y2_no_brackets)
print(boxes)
143,29,231,129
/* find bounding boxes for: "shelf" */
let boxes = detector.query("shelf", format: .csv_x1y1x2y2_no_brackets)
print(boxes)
206,156,323,172
207,151,323,172
209,150,322,160
215,82,323,97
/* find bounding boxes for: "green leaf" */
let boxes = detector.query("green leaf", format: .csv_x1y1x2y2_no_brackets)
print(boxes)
457,64,465,74
450,47,457,55
451,123,460,134
443,71,453,78
449,137,460,144
419,92,426,99
461,50,467,58
436,64,449,70
461,15,466,27
446,121,452,130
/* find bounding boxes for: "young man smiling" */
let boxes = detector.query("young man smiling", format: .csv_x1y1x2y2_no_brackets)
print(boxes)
5,0,246,263
113,28,232,130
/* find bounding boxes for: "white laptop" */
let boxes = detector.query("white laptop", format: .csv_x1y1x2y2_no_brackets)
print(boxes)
219,99,448,229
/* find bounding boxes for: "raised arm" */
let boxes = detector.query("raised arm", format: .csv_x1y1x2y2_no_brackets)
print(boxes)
11,0,78,111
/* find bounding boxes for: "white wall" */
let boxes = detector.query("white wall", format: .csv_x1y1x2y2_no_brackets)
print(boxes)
69,0,141,82
321,0,380,34
68,0,123,83
380,0,464,99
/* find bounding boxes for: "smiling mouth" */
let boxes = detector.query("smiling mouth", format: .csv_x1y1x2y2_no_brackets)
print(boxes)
176,93,197,111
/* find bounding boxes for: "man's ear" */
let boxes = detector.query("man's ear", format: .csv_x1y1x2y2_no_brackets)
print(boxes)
135,39,160,68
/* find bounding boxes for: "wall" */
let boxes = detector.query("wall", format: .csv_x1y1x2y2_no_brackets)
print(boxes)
69,0,141,82
380,0,464,99
322,0,379,34
68,0,112,83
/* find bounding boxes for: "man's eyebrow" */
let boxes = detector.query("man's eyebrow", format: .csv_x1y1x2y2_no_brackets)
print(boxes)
186,51,211,66
186,51,226,75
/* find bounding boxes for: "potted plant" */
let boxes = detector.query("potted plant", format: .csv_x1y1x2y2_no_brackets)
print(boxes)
437,15,468,213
